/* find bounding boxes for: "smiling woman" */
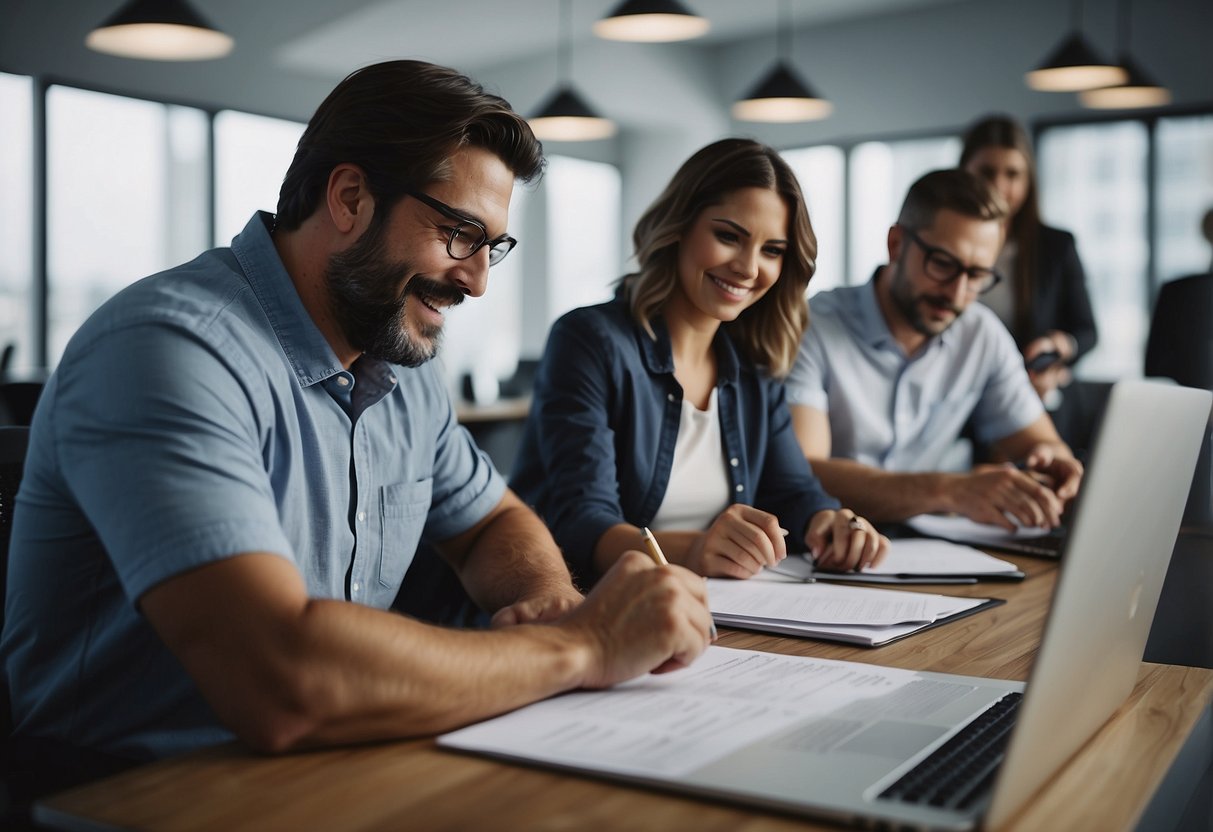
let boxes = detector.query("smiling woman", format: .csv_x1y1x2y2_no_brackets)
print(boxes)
511,138,890,587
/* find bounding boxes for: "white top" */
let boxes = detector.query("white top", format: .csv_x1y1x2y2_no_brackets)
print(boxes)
649,387,731,531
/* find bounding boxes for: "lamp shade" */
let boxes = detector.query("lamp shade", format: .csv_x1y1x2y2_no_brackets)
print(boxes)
86,0,233,60
732,62,832,123
528,86,617,141
1080,54,1171,109
593,0,710,43
1025,32,1127,92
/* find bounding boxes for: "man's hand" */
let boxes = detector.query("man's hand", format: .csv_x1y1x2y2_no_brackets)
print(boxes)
489,582,585,628
949,463,1067,530
684,504,788,578
558,551,713,689
805,510,889,571
1022,442,1084,502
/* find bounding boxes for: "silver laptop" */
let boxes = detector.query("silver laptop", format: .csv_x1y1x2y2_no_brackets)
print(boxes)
443,380,1212,831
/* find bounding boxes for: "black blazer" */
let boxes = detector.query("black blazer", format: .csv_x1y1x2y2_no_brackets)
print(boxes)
1017,225,1099,361
1145,271,1213,390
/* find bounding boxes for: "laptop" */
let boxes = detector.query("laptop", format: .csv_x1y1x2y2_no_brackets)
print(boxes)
902,512,1068,559
441,380,1212,831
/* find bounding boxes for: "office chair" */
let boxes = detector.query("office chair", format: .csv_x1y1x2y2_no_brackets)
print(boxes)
1145,272,1213,527
0,384,43,428
0,427,30,642
0,426,139,826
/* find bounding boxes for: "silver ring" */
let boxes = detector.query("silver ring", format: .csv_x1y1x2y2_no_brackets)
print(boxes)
848,517,864,531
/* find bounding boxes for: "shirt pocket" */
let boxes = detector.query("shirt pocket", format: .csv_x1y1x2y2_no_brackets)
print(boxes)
379,479,433,588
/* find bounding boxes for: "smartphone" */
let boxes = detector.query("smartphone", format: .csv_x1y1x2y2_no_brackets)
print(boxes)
1025,351,1062,372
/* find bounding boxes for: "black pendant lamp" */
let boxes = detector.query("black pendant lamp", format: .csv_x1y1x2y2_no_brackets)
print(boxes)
529,0,616,141
593,0,710,43
1080,0,1170,109
86,0,233,61
1025,0,1126,92
733,0,830,122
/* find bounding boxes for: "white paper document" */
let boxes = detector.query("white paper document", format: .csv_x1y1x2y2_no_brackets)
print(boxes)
439,646,923,778
767,538,1023,585
704,579,995,646
906,513,1053,545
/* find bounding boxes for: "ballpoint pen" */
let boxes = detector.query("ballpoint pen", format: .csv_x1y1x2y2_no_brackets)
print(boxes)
641,527,716,640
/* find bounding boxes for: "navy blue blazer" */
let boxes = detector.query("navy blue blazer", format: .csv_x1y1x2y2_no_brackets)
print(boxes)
510,291,839,582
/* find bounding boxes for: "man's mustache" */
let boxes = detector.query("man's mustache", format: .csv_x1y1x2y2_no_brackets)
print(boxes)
403,274,465,309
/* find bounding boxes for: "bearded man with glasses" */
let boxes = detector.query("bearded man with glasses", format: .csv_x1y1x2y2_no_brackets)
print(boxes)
1,60,714,781
785,169,1083,530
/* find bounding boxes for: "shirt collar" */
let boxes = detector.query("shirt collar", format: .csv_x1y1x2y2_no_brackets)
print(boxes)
231,212,347,388
855,267,954,355
633,308,742,385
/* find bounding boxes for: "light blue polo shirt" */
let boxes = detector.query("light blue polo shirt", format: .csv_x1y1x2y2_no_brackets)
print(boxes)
786,274,1042,472
1,212,505,760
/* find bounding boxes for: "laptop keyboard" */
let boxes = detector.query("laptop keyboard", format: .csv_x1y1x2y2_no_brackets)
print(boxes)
877,692,1023,810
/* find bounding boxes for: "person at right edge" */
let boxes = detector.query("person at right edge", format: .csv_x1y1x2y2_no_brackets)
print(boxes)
959,114,1098,406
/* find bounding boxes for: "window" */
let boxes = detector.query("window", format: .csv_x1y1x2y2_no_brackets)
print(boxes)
849,137,961,283
545,156,622,320
1155,115,1213,284
0,73,34,373
782,146,845,295
439,186,531,398
1038,121,1149,380
441,156,621,401
213,111,305,245
46,86,208,364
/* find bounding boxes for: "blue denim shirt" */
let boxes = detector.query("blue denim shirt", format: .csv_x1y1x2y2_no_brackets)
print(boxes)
1,213,504,760
510,292,838,582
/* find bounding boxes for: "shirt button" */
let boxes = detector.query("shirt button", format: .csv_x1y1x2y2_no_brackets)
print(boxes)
389,375,397,385
735,484,744,493
336,376,350,387
357,511,367,523
351,582,360,594
730,457,739,467
667,393,676,402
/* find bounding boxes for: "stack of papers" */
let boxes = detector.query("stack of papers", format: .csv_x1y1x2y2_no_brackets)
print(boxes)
768,538,1024,585
905,514,1063,557
705,579,999,647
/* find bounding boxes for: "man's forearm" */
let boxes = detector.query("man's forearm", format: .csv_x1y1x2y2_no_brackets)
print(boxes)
452,500,578,610
809,458,957,522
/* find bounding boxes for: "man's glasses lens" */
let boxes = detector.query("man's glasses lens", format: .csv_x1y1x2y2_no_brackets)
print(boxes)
407,189,517,266
905,228,1001,294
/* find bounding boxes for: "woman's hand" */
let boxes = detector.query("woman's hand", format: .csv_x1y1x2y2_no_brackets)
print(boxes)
1024,332,1075,400
685,504,788,579
804,510,889,572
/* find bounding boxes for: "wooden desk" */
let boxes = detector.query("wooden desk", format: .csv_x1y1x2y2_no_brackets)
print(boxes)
35,556,1213,832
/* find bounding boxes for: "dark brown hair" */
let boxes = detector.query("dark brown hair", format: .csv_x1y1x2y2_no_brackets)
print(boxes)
959,114,1041,339
275,60,545,232
625,138,817,377
897,168,1009,230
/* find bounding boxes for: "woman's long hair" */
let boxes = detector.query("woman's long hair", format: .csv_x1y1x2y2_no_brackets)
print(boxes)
960,114,1041,342
624,138,817,377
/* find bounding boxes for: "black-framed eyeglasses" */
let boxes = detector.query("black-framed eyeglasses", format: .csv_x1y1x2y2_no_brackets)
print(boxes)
405,189,517,266
899,226,1002,295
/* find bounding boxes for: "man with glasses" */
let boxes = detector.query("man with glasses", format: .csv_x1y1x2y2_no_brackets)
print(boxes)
785,169,1083,529
2,60,713,772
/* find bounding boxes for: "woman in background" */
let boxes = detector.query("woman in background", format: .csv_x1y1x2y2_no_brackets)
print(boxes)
960,114,1098,403
511,138,887,585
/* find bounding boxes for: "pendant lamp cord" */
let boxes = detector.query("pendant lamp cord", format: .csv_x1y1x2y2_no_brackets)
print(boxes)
777,0,792,61
557,0,571,84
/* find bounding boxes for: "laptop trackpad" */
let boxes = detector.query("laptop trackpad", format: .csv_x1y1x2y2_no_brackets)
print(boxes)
836,721,948,760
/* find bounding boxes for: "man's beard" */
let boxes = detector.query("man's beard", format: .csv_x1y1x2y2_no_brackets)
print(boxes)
889,252,963,338
325,220,464,367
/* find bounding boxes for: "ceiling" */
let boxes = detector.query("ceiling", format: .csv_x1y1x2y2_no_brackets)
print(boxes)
269,0,966,81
